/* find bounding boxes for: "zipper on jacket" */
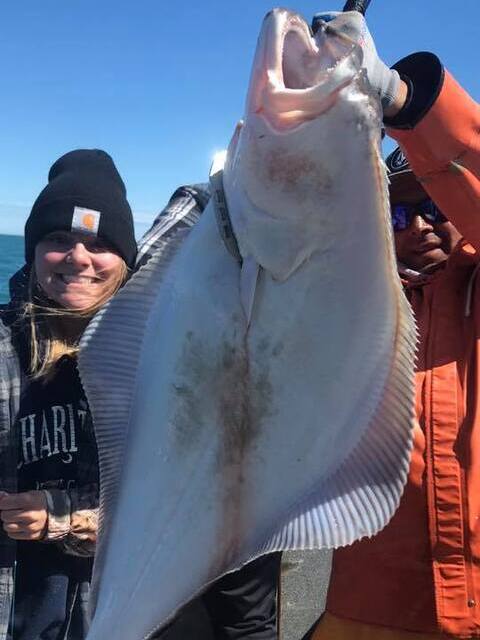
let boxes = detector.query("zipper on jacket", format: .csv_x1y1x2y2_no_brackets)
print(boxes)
460,464,476,613
427,280,476,629
423,289,438,554
460,325,476,618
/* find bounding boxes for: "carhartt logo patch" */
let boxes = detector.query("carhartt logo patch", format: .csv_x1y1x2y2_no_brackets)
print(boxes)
72,207,101,235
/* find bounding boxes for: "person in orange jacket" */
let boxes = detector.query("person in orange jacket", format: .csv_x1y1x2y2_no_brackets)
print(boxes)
309,11,480,640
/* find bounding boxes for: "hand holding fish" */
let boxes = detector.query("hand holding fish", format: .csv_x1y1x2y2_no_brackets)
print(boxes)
313,10,405,114
0,490,48,540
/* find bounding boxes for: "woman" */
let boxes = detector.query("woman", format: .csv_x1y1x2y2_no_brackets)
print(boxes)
0,149,137,640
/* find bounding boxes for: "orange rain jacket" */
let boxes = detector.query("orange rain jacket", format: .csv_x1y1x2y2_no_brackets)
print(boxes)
325,54,480,638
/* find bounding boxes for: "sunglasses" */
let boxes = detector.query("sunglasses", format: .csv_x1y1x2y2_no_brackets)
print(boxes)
391,199,447,232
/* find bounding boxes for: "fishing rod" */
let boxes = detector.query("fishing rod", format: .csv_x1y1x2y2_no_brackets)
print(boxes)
312,0,372,34
342,0,372,15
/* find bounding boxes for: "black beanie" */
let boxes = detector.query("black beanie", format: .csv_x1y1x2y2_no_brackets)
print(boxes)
25,149,137,267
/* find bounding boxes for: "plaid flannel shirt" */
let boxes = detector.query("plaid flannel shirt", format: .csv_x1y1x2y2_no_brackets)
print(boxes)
0,320,20,638
136,183,209,268
0,183,209,638
0,309,101,639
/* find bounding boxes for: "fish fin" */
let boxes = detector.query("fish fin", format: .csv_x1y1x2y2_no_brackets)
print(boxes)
240,257,260,326
78,226,190,612
262,288,417,551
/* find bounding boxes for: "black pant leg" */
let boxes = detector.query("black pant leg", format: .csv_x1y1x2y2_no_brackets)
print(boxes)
202,552,282,640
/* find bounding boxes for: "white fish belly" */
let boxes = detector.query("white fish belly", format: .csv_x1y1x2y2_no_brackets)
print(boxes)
241,174,402,549
224,95,415,552
86,206,251,639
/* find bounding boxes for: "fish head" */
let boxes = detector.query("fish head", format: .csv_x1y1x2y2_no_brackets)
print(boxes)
244,8,362,126
223,8,381,281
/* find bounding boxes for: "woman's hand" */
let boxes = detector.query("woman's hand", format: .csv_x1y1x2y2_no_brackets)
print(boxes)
0,491,48,540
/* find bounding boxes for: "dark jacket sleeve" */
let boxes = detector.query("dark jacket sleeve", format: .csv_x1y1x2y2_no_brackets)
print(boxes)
202,553,281,640
383,52,444,131
135,184,210,271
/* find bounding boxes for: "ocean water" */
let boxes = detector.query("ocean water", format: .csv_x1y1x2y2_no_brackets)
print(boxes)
0,234,24,303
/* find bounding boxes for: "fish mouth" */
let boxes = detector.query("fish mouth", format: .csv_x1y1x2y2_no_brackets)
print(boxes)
249,9,363,129
281,16,342,90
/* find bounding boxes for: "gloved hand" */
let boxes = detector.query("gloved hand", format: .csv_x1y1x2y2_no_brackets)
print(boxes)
312,11,401,112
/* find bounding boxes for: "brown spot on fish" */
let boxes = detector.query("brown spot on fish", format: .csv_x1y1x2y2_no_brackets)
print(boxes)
171,332,209,453
257,337,270,355
272,342,284,358
265,148,333,196
266,149,315,191
250,369,274,433
214,344,277,571
257,337,285,359
172,320,276,573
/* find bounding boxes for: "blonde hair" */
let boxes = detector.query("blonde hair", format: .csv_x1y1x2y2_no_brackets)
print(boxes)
23,261,128,380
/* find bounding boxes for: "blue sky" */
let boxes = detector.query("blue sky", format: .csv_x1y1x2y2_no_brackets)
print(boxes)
1,1,478,238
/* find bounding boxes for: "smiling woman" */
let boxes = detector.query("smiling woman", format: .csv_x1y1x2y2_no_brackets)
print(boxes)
0,149,136,640
34,231,126,311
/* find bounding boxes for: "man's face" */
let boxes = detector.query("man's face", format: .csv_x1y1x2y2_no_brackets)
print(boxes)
391,176,462,273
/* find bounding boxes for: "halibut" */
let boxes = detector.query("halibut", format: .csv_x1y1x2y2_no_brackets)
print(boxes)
80,9,416,638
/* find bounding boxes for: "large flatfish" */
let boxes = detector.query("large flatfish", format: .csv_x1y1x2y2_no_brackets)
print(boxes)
80,8,416,639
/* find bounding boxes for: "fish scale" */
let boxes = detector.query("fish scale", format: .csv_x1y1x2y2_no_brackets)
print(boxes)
79,8,416,639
